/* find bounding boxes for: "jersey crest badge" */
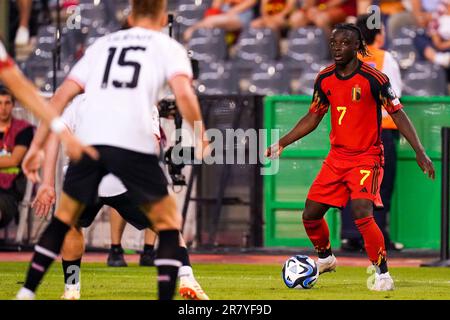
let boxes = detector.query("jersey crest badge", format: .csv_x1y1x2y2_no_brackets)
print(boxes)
352,85,361,102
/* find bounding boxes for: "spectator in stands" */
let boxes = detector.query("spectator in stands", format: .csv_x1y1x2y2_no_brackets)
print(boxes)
0,87,34,229
376,0,441,41
14,0,33,47
289,0,357,35
357,0,406,44
250,0,296,32
414,0,450,68
183,0,257,42
340,15,404,252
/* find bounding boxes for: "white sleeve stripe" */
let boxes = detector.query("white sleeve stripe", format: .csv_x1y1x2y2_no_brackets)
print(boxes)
67,76,85,89
168,72,193,82
35,245,58,259
154,259,182,267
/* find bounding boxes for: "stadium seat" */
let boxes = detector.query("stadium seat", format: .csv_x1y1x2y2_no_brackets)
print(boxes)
233,27,279,64
79,2,107,29
245,61,290,95
283,27,329,64
175,3,209,41
402,62,448,96
188,28,227,63
85,26,112,46
196,61,238,95
232,28,280,91
291,61,332,95
33,26,80,64
389,26,419,70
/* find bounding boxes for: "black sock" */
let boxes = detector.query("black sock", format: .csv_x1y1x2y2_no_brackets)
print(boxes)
318,247,333,259
377,257,389,274
179,246,191,267
24,217,70,292
111,244,122,251
62,258,82,285
143,244,154,255
155,230,181,300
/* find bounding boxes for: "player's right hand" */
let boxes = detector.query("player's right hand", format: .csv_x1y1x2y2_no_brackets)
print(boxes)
32,184,56,217
265,143,284,159
416,150,435,180
22,145,45,183
59,129,99,162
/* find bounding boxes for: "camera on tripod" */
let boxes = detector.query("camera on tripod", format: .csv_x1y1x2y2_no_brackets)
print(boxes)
158,14,200,187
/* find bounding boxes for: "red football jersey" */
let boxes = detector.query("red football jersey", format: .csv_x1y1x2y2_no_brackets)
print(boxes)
309,60,403,158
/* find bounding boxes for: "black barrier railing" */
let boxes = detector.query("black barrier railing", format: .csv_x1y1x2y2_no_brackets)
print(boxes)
422,127,450,267
182,95,264,248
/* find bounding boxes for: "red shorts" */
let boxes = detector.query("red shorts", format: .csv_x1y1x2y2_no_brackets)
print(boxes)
307,153,384,209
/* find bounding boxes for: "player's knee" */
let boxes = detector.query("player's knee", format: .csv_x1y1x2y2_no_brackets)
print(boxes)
146,196,181,231
302,208,324,221
351,199,373,219
302,199,327,220
152,215,181,232
55,210,77,226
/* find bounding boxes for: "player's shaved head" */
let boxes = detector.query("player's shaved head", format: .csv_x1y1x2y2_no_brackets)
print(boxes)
131,0,167,19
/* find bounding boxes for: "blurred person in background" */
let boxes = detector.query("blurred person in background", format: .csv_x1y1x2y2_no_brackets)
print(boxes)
340,15,404,252
387,0,441,40
0,87,34,229
183,0,257,42
414,0,450,69
250,0,296,33
289,0,357,35
14,0,33,47
357,0,405,45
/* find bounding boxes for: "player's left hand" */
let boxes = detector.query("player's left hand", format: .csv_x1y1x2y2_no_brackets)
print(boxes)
22,145,45,183
416,150,435,179
32,184,56,217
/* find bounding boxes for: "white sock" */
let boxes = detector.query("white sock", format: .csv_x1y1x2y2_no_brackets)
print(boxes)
178,266,194,278
16,287,35,300
434,52,450,68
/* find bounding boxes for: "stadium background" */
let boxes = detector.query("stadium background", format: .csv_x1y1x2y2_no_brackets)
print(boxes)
0,0,449,256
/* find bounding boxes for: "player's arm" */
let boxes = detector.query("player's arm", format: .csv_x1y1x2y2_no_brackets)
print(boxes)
32,132,59,217
266,77,329,158
286,111,324,144
380,81,435,179
23,80,98,183
266,112,325,159
390,110,435,179
0,66,63,131
169,75,208,158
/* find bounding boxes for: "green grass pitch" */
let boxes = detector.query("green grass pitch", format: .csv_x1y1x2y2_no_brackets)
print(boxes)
1,262,449,300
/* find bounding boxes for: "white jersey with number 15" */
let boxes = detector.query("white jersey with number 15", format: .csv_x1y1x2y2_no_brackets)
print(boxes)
67,27,193,155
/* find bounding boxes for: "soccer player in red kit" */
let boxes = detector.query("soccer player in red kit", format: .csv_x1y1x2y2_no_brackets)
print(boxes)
266,24,435,291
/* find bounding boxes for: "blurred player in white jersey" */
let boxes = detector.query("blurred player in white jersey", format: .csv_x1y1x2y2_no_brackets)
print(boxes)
0,39,95,165
32,95,209,300
16,0,208,300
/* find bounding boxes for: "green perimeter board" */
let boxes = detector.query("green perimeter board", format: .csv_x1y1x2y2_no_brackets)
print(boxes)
264,95,450,249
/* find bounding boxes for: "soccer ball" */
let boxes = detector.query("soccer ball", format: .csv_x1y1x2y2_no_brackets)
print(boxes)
282,255,319,289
